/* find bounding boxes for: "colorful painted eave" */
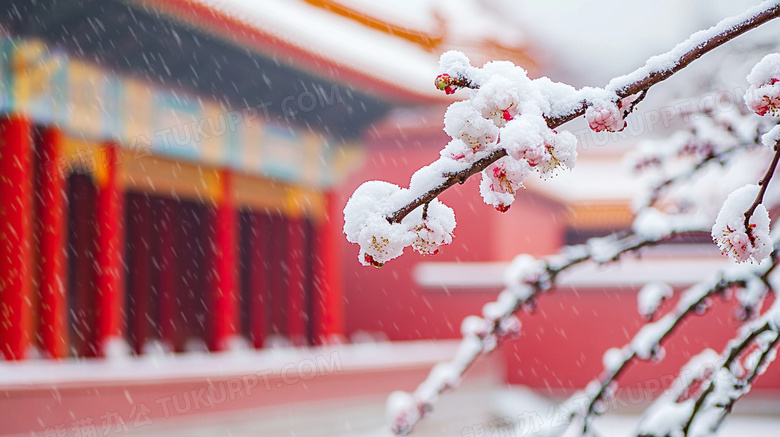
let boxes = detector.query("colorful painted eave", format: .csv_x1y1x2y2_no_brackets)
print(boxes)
131,0,449,106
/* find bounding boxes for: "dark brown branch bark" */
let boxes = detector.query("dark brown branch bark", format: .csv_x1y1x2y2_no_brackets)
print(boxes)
681,323,779,436
578,279,740,434
387,4,780,225
744,139,780,231
580,250,778,435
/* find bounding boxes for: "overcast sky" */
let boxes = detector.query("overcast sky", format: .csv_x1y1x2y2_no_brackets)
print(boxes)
493,0,769,86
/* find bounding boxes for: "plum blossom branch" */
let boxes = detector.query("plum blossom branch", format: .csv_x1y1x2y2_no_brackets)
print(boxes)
568,252,778,436
387,228,706,435
632,276,780,437
679,325,779,436
386,1,780,226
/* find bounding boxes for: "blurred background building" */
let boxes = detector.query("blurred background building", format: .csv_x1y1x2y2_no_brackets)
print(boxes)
0,0,778,436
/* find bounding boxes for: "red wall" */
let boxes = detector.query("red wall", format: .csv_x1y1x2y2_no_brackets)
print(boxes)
503,288,780,393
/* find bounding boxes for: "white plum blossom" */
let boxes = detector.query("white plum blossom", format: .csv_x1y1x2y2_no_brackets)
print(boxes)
744,53,780,117
410,201,456,256
497,315,522,339
501,116,547,167
711,184,771,264
443,100,499,151
471,76,520,128
440,138,485,163
371,7,780,435
585,102,626,132
435,50,579,214
479,156,531,212
343,181,456,267
537,129,578,179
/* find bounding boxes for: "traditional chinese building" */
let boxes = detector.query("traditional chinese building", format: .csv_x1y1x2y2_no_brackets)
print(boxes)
0,1,538,435
5,1,774,436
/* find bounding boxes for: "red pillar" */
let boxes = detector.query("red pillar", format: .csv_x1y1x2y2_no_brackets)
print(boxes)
246,213,267,348
312,192,344,344
155,198,177,351
94,143,125,357
0,115,33,360
35,127,68,359
126,194,151,354
268,215,287,337
210,170,239,351
287,216,307,346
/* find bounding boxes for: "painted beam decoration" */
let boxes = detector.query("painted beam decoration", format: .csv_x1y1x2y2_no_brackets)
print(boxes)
0,37,361,189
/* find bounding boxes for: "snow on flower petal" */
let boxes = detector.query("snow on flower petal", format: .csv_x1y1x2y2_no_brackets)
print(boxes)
438,50,473,79
711,184,772,264
501,116,547,167
504,253,546,286
408,200,456,256
479,156,531,212
471,76,520,128
761,124,780,148
440,138,482,164
537,129,578,179
745,53,780,117
586,102,626,132
343,181,411,266
443,100,499,151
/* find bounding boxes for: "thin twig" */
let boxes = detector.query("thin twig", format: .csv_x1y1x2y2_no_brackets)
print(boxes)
645,144,745,208
744,139,780,232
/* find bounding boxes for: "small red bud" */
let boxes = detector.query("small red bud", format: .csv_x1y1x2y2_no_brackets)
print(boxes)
495,204,510,213
435,74,451,91
502,109,514,122
364,253,384,268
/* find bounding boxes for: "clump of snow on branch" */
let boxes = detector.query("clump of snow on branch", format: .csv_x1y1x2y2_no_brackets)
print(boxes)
386,391,420,435
601,347,628,373
712,184,771,264
343,181,455,266
638,281,673,319
636,349,721,437
762,124,780,148
745,53,780,117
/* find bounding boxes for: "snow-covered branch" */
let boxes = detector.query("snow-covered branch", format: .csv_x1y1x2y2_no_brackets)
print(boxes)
344,0,780,267
387,225,708,435
637,279,780,437
743,139,780,230
400,0,780,222
557,249,778,437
